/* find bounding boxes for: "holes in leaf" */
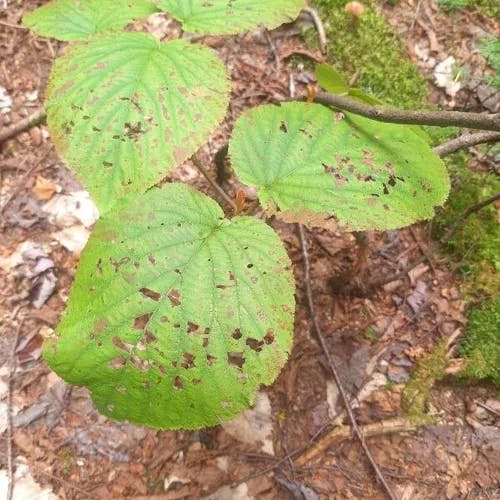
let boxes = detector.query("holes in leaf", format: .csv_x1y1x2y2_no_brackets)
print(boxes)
246,338,264,353
181,352,195,369
112,336,133,353
206,354,217,366
148,254,157,265
202,337,209,348
133,312,152,330
247,263,254,269
144,330,157,344
168,289,181,307
107,404,114,412
232,328,242,340
227,352,245,368
264,329,275,344
116,385,127,394
279,120,288,133
192,379,201,385
187,321,199,333
131,356,151,371
173,376,183,390
108,357,126,369
140,287,161,302
221,401,233,408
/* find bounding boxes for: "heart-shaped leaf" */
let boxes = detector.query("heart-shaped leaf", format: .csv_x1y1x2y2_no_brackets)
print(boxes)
23,0,158,41
45,183,295,429
156,0,304,35
46,32,230,213
229,102,450,231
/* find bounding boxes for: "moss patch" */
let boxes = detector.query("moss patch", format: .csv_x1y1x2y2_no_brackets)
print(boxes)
432,153,500,297
402,339,448,423
436,0,500,18
461,299,500,387
308,0,428,108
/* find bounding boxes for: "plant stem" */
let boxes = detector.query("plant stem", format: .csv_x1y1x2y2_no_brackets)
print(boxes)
304,92,500,131
191,154,237,212
434,131,500,156
298,224,397,500
0,108,46,143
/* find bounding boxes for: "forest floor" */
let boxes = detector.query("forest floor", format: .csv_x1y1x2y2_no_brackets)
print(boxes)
0,0,499,499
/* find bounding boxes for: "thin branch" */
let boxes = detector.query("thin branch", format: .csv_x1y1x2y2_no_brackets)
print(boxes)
0,108,46,143
297,224,397,500
7,317,23,500
191,154,237,212
475,401,500,419
299,92,500,131
302,6,328,55
295,418,419,468
434,131,500,156
444,193,500,240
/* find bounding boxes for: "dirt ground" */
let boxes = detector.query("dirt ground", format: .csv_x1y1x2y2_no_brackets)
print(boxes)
1,0,499,499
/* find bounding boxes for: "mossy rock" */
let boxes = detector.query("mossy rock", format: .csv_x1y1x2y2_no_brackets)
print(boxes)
307,0,428,108
461,299,500,387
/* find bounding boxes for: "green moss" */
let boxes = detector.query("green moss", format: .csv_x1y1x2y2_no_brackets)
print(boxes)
461,299,500,387
432,153,500,297
436,0,500,17
479,36,500,88
308,0,428,108
402,339,448,423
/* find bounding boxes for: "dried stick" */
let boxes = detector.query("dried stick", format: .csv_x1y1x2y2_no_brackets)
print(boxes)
434,131,500,156
6,318,23,500
0,108,46,143
296,92,500,131
298,224,397,500
191,154,237,212
444,193,500,240
295,418,418,468
303,6,328,54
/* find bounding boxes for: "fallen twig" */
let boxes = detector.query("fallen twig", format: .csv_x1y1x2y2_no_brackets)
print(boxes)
302,6,327,54
475,401,500,419
297,224,397,500
409,226,435,273
444,193,500,240
295,418,419,468
191,154,237,212
6,315,23,500
0,108,46,144
434,131,500,156
293,92,500,131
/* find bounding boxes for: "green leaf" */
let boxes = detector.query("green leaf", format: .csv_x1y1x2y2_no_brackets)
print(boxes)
156,0,304,35
23,0,158,41
229,102,450,231
347,88,383,105
46,32,230,213
316,63,349,95
45,183,295,429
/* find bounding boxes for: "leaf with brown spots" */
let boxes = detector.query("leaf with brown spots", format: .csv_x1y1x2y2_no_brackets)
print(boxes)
44,183,295,429
229,102,450,231
45,32,230,213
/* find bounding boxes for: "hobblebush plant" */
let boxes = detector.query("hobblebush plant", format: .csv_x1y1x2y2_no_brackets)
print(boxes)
24,0,450,429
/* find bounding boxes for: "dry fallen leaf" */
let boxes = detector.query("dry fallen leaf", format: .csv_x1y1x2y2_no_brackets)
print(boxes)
32,175,58,201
